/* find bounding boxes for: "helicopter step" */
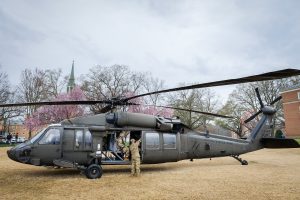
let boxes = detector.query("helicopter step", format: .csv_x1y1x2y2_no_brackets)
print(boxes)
231,155,248,165
53,159,86,171
101,151,131,165
101,160,131,165
53,159,76,168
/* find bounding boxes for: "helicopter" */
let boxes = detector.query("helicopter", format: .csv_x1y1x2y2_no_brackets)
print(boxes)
3,68,300,179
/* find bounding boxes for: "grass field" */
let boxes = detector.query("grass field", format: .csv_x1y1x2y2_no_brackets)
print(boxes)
1,147,300,200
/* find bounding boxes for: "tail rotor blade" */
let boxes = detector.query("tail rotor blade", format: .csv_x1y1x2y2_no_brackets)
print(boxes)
244,110,262,123
270,96,282,105
255,88,264,108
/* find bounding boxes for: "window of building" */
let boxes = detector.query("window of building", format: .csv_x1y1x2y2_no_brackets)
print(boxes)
39,128,60,145
145,132,160,149
298,92,300,100
163,133,176,149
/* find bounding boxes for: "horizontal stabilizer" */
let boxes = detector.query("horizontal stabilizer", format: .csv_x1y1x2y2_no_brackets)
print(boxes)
261,138,300,148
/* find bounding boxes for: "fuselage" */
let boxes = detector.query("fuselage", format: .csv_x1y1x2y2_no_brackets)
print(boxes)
7,111,273,167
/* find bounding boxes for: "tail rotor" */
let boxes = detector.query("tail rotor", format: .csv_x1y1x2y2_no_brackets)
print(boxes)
244,88,281,123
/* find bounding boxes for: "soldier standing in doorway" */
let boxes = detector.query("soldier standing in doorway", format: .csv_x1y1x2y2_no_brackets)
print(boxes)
116,131,129,160
129,138,141,176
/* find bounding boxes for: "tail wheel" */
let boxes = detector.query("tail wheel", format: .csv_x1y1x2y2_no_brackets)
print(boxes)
85,164,102,179
242,160,248,165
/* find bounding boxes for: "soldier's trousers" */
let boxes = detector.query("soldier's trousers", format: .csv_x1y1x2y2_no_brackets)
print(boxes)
123,147,129,158
131,157,140,176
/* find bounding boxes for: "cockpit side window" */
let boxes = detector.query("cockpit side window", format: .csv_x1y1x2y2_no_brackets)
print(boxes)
39,128,61,145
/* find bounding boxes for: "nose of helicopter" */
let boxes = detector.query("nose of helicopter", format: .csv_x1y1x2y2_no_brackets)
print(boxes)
7,148,18,162
7,144,31,164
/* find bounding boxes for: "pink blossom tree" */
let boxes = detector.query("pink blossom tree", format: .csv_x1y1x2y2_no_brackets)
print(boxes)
25,87,86,131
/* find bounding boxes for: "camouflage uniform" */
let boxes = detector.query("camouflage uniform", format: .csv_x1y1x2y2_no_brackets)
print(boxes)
129,139,141,176
116,132,129,159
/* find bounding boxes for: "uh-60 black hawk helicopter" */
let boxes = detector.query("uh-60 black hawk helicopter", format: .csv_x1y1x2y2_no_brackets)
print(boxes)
3,69,300,179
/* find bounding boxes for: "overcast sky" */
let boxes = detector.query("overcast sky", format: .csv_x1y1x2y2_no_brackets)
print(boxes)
0,0,299,99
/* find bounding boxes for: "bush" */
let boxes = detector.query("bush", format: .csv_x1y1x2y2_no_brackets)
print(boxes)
275,129,284,138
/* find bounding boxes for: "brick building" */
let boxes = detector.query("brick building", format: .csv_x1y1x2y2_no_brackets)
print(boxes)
0,121,29,139
281,85,300,138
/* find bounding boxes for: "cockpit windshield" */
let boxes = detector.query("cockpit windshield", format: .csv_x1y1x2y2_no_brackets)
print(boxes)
29,128,46,144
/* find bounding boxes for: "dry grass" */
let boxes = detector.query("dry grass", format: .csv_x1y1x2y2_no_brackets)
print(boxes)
1,147,300,200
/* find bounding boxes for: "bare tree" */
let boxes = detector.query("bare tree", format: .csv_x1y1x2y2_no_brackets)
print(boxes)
17,68,64,138
0,70,9,103
142,75,166,105
0,69,22,134
216,98,248,138
81,65,147,113
217,77,300,138
44,68,66,97
18,68,65,115
169,87,219,129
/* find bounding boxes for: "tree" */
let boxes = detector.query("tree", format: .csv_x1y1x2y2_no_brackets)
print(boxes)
168,87,219,129
18,68,65,115
142,75,166,105
25,87,86,131
44,68,66,97
216,98,255,138
0,69,21,134
17,68,65,137
0,70,9,104
126,91,173,118
81,65,157,113
217,77,300,138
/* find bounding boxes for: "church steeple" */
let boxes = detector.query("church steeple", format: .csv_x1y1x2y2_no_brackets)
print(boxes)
67,60,76,93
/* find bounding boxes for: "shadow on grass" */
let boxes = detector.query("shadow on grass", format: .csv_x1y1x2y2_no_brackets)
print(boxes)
9,164,179,179
6,158,245,179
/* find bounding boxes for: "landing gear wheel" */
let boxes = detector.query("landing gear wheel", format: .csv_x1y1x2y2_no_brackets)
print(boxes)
85,164,102,179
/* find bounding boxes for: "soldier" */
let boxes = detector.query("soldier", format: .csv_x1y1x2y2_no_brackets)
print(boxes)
116,131,129,160
129,138,141,176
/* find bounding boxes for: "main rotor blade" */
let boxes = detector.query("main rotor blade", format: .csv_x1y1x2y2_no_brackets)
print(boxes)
0,100,111,108
133,104,233,118
125,68,300,101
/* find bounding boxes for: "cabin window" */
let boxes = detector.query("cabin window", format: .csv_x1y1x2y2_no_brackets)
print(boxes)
75,130,84,148
145,132,160,149
39,128,60,145
163,133,176,149
85,130,92,149
298,92,300,100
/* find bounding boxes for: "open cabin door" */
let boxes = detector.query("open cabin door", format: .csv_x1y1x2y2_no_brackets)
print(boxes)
142,131,179,164
62,128,94,165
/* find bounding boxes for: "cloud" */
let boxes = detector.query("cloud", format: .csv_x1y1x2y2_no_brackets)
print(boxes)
0,0,299,93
